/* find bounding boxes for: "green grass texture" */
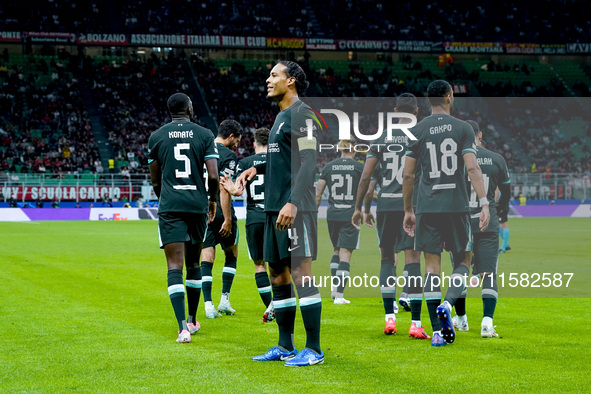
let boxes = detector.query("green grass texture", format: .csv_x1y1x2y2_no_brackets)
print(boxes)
1,218,590,392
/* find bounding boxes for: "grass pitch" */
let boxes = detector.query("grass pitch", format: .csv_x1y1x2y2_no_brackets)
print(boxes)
1,218,590,392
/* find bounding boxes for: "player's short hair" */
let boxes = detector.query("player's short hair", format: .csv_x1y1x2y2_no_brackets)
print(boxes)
278,60,309,94
396,93,418,113
254,128,270,147
427,80,452,107
466,120,481,136
338,139,354,151
167,93,191,114
218,119,244,139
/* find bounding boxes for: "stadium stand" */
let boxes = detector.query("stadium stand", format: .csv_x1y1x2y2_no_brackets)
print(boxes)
88,53,192,174
1,1,589,42
0,53,100,174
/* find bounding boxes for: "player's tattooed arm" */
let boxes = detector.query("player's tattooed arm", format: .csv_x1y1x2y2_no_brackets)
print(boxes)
149,160,162,198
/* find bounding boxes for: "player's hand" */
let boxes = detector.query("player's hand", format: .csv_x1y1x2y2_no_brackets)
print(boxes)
403,211,416,237
276,202,297,231
352,209,364,230
236,167,257,190
220,176,233,192
220,176,244,196
364,211,375,228
480,204,490,232
208,201,216,223
220,219,232,238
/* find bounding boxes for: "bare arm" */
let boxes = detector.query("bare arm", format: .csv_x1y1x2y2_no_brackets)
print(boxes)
221,176,243,196
149,160,162,198
220,187,232,221
352,157,378,229
464,152,490,231
402,156,417,237
355,157,378,211
205,158,219,201
205,158,219,222
316,179,327,207
402,156,416,213
364,178,377,212
464,153,486,201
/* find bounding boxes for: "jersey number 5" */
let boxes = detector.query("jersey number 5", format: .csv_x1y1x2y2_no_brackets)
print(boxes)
174,143,191,178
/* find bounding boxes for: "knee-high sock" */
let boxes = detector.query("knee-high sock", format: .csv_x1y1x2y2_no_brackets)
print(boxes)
424,273,442,331
380,259,396,315
406,262,423,322
273,283,296,351
444,264,469,307
454,287,468,316
330,254,339,279
222,256,237,295
255,271,272,307
500,228,510,250
297,283,322,353
167,269,187,332
185,267,202,323
482,273,498,319
400,263,410,299
200,261,213,303
335,261,350,298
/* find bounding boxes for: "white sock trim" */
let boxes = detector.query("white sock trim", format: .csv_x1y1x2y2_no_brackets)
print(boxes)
385,313,396,321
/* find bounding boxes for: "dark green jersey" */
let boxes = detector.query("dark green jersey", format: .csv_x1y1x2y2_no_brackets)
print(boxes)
468,146,511,214
148,121,219,214
207,141,238,218
320,157,364,221
371,160,420,211
406,114,477,214
266,100,317,212
237,152,267,226
367,132,413,212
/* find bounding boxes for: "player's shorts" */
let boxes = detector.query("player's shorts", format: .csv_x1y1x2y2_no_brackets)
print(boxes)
395,226,415,253
498,210,508,224
264,211,317,264
158,212,208,249
376,211,404,250
203,214,238,250
245,222,264,261
414,213,471,254
472,231,499,274
470,210,498,236
327,220,360,250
